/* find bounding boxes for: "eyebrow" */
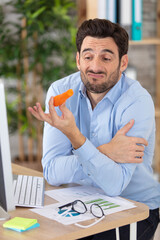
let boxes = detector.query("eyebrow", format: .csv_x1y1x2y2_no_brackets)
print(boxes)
82,48,114,55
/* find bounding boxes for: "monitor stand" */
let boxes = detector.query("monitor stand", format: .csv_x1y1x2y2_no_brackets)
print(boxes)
0,206,10,221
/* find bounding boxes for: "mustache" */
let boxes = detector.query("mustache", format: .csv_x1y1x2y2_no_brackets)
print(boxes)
87,70,106,75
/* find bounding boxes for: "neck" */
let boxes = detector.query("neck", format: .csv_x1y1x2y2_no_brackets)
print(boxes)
87,91,107,109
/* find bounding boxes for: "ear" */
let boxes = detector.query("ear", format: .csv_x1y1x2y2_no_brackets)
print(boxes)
76,52,80,70
120,54,128,73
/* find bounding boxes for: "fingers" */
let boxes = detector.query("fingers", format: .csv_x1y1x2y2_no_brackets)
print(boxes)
49,97,58,122
28,103,52,124
118,119,135,135
35,102,53,125
28,97,63,126
35,103,45,119
136,145,145,152
59,102,67,112
135,151,144,159
59,102,71,117
136,138,148,146
127,156,143,164
129,137,148,146
121,151,144,164
127,144,145,163
28,106,42,121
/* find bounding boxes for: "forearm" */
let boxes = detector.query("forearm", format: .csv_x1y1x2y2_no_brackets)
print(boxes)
74,138,136,196
43,154,84,186
65,127,86,150
42,119,84,185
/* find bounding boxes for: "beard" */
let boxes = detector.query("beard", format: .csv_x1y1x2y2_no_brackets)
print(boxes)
80,66,120,94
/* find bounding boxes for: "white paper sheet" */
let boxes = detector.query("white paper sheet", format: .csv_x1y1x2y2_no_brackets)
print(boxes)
31,187,136,226
45,185,105,202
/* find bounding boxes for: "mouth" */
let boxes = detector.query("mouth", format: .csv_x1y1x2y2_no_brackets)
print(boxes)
87,72,105,80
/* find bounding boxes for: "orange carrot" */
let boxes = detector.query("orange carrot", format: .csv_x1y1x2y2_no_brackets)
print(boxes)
53,89,74,106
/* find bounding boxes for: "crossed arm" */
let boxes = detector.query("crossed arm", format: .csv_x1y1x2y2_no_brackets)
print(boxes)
28,96,148,164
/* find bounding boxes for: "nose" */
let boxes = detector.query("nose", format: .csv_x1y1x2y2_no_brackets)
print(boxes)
89,56,103,73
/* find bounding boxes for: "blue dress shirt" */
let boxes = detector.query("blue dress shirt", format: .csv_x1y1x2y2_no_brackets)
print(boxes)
42,71,160,209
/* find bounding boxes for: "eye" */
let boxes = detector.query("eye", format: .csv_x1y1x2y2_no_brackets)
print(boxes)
84,55,93,61
85,56,91,60
103,57,111,61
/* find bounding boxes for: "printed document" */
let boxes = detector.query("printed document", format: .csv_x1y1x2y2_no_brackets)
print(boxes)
30,185,136,225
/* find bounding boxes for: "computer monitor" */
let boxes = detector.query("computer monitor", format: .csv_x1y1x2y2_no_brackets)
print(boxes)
0,79,15,220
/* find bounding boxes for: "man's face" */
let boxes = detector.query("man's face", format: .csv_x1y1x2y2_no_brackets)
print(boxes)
76,36,128,94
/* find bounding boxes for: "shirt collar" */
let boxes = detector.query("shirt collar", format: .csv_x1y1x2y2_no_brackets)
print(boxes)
104,73,124,104
79,82,87,98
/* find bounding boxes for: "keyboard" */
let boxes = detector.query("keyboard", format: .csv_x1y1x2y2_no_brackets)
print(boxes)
13,175,45,208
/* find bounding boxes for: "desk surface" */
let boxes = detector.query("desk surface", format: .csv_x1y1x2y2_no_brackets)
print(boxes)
0,163,149,240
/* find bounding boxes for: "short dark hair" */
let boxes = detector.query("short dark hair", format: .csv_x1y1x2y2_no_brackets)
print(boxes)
76,18,129,60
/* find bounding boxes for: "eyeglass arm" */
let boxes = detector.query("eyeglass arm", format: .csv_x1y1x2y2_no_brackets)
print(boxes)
58,202,72,209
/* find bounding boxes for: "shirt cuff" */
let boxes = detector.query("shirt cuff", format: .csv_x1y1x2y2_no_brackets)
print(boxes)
73,138,99,163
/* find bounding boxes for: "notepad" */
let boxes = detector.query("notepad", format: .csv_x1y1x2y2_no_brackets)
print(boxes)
3,217,38,231
7,222,40,232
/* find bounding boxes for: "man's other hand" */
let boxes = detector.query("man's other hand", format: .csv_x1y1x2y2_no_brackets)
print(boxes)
97,120,148,163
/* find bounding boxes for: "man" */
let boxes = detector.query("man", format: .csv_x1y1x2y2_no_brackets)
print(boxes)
28,19,160,239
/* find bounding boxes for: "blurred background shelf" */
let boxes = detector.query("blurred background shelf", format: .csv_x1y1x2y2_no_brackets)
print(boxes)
129,38,160,45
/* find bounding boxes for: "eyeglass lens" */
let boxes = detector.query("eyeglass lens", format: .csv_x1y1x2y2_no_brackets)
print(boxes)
90,204,104,218
72,200,87,214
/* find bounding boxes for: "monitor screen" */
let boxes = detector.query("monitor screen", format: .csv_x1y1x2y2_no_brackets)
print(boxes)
0,79,15,220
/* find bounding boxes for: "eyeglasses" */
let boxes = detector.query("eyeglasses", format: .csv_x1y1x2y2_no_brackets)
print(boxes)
58,199,105,228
